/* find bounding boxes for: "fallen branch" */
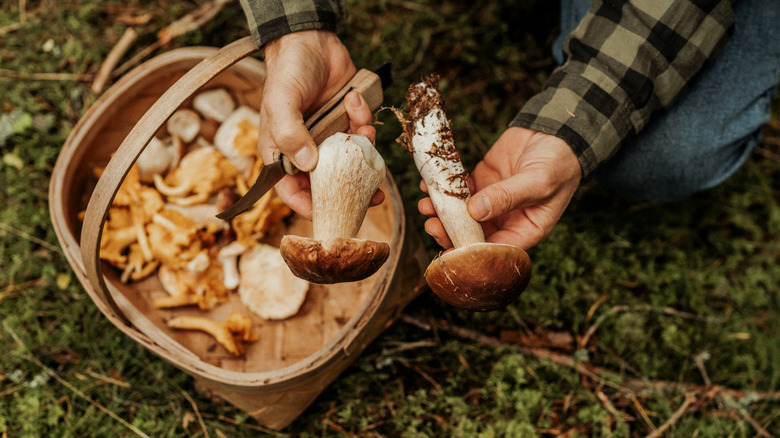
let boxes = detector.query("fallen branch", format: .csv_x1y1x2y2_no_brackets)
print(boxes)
400,313,780,402
91,27,138,94
0,68,95,82
645,392,696,438
112,0,234,78
579,304,725,349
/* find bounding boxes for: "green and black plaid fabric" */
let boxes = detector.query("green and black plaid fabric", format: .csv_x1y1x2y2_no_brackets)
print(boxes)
239,0,346,48
511,0,737,177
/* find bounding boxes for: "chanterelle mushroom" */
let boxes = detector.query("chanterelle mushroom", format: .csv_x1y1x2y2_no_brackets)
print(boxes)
397,74,531,311
279,132,390,283
167,312,258,356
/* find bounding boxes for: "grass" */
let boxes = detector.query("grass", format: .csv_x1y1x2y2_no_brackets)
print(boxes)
2,0,779,436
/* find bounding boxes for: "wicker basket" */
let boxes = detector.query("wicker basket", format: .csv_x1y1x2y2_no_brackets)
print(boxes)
49,36,427,429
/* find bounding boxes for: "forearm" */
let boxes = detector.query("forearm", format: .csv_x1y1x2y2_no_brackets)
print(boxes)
239,0,346,48
512,0,737,177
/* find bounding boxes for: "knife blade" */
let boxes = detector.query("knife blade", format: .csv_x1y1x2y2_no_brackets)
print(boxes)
216,63,392,220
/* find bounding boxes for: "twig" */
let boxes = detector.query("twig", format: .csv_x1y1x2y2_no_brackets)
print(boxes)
0,68,95,82
4,323,151,438
585,293,611,323
112,0,234,77
631,393,657,433
731,408,773,438
180,390,209,438
0,221,62,253
645,392,697,438
0,22,23,37
597,390,634,422
84,369,131,389
580,304,723,349
400,313,780,402
91,27,138,94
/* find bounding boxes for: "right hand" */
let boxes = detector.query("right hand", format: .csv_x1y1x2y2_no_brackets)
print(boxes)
258,30,379,218
418,127,582,249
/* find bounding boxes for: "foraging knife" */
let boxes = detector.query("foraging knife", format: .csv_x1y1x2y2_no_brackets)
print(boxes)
216,63,393,220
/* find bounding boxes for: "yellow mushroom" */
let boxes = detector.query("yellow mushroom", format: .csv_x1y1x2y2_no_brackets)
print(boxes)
153,147,240,206
166,312,258,356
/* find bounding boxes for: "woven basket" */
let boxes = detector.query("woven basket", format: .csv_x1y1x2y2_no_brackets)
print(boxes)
49,36,427,429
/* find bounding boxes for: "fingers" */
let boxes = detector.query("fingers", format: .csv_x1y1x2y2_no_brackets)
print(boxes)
424,217,454,249
259,87,319,172
345,91,374,133
273,173,314,219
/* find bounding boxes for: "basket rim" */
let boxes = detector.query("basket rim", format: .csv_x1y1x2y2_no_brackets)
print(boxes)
49,44,407,390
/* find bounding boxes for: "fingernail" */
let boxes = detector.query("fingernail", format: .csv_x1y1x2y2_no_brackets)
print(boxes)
293,144,318,171
346,91,364,110
471,196,491,221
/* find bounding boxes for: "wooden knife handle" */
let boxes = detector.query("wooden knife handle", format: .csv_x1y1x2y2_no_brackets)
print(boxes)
305,68,384,145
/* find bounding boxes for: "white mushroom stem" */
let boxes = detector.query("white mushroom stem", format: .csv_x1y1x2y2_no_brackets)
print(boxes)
401,80,484,249
309,132,385,240
218,241,247,290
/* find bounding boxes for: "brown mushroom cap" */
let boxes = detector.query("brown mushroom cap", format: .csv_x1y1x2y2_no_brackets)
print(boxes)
279,235,390,284
425,242,532,311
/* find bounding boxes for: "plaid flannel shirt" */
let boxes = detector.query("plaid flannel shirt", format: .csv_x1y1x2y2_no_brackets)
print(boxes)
239,0,345,47
511,0,737,177
241,0,738,177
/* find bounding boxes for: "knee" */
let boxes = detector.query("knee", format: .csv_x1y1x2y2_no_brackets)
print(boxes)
593,131,761,202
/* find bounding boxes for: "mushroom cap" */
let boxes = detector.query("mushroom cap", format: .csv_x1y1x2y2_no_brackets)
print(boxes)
279,235,390,284
425,242,531,311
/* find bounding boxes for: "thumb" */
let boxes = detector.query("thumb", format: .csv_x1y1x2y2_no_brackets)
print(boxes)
468,173,543,222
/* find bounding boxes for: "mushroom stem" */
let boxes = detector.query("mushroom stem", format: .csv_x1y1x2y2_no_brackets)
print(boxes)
402,84,485,248
397,74,531,311
310,133,384,240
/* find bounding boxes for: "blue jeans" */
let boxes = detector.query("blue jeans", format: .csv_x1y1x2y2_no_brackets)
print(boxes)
556,0,780,201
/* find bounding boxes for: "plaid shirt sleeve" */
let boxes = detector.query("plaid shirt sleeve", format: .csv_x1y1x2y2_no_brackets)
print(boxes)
239,0,346,48
511,0,737,177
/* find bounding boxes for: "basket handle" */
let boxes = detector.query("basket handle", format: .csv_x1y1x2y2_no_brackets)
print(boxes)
80,36,259,322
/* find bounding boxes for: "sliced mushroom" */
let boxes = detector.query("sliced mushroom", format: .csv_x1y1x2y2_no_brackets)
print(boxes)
239,243,309,320
279,132,389,283
397,75,531,311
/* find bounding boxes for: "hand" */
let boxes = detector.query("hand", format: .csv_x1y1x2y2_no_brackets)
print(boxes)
258,30,380,217
419,127,582,249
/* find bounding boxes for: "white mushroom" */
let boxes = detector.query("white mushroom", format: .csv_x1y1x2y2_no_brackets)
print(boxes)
213,106,261,177
397,75,531,311
166,109,201,143
193,88,236,122
218,241,247,290
279,132,389,283
136,137,173,181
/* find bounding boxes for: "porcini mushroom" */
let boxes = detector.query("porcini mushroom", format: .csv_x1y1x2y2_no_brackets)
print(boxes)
279,132,390,284
397,75,531,311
